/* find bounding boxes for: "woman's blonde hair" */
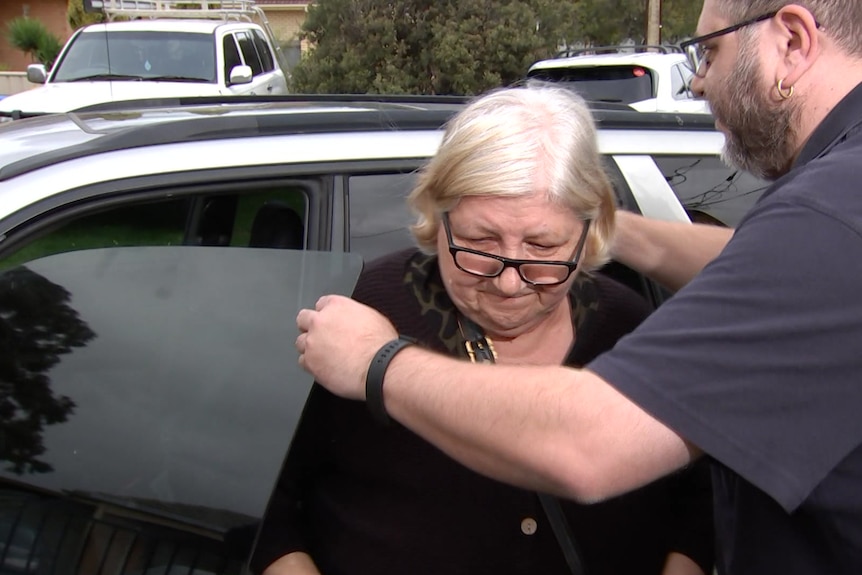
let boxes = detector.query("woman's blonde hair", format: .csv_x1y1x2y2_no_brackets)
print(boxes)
408,82,616,273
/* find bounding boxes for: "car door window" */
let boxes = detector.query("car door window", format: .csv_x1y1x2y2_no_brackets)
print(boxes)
235,31,264,77
654,155,770,227
251,29,275,73
0,187,360,575
223,34,243,82
348,172,419,261
1,188,307,271
671,64,693,100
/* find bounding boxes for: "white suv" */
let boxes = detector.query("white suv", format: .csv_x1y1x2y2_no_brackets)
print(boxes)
527,45,710,114
0,0,288,119
0,95,762,574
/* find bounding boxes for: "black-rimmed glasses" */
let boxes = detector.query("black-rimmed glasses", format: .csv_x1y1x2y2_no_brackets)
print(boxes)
442,213,590,286
680,11,778,77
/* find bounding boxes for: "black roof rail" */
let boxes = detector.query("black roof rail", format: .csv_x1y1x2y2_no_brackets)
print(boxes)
591,108,716,130
70,93,472,114
0,106,461,182
554,44,683,58
70,93,633,115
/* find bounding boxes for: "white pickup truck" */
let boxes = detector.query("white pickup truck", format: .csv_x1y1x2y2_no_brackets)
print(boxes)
0,0,289,119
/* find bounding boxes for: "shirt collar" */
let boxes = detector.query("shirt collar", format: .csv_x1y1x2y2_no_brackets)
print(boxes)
794,80,862,167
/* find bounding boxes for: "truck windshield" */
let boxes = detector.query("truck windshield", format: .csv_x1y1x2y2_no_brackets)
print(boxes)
52,30,217,83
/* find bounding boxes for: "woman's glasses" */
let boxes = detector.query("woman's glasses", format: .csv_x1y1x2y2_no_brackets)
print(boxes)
442,213,590,286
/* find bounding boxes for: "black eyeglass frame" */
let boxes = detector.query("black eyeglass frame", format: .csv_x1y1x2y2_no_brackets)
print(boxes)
679,11,778,77
441,212,591,287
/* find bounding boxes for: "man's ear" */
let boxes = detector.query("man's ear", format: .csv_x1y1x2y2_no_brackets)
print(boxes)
774,4,820,86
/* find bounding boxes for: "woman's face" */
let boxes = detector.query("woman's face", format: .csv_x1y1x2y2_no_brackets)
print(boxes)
437,193,587,339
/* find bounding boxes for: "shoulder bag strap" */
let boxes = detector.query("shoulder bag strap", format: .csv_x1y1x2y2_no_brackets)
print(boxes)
457,315,586,575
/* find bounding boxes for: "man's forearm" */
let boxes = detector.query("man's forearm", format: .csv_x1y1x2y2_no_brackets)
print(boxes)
380,346,696,502
613,211,733,292
296,295,698,502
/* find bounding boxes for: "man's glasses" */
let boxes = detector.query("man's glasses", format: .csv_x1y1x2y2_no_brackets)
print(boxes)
442,213,590,286
680,11,778,77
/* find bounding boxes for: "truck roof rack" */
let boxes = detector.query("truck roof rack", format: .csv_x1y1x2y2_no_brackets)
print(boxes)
554,44,683,58
85,0,263,23
83,0,287,69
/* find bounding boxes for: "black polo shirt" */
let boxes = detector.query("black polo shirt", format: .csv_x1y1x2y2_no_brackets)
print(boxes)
590,82,862,574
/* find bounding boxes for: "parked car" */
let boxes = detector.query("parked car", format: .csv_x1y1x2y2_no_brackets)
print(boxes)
0,0,288,120
0,94,764,574
527,45,711,114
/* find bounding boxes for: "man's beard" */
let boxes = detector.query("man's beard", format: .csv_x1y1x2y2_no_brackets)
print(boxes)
707,37,801,180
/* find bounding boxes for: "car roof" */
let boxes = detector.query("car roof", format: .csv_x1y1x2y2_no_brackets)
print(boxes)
0,94,716,174
0,95,720,221
0,96,469,180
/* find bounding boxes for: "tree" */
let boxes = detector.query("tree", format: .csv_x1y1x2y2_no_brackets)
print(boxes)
291,0,579,95
290,0,701,96
570,0,645,47
68,0,105,30
659,0,702,43
0,267,95,474
5,17,64,69
566,0,699,47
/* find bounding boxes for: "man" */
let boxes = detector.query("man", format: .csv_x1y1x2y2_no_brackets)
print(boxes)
296,2,862,573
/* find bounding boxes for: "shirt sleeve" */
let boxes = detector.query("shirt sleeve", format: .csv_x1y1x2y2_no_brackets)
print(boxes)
589,197,862,512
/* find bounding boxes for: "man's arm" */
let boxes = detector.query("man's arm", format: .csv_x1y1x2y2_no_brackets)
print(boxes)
613,211,733,292
296,295,701,503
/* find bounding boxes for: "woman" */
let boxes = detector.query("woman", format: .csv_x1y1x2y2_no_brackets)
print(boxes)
254,84,714,575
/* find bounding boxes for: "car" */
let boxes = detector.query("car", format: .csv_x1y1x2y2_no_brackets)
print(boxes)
0,94,764,574
0,0,289,120
526,45,711,114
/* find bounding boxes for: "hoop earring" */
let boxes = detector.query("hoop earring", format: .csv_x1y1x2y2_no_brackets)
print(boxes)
777,78,794,100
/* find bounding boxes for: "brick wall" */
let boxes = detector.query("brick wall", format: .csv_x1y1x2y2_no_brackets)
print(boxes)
263,8,307,69
0,0,72,71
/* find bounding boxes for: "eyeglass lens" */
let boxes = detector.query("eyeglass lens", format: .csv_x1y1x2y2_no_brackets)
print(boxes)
453,251,572,285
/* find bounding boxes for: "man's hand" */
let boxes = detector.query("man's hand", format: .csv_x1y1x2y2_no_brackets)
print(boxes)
296,295,398,400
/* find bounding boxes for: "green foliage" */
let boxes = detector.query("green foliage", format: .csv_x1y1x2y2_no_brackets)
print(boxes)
659,0,702,43
35,33,64,69
566,0,700,47
6,18,64,68
291,0,579,95
290,0,701,96
67,0,105,30
6,18,45,57
571,0,645,47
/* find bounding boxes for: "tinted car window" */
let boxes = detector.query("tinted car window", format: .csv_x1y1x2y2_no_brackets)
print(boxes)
348,172,419,261
527,65,655,105
236,31,264,77
0,243,361,573
251,29,275,73
223,34,243,80
0,189,306,270
654,155,770,227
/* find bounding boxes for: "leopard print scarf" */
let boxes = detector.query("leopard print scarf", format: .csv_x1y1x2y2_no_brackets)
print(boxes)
403,251,600,360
